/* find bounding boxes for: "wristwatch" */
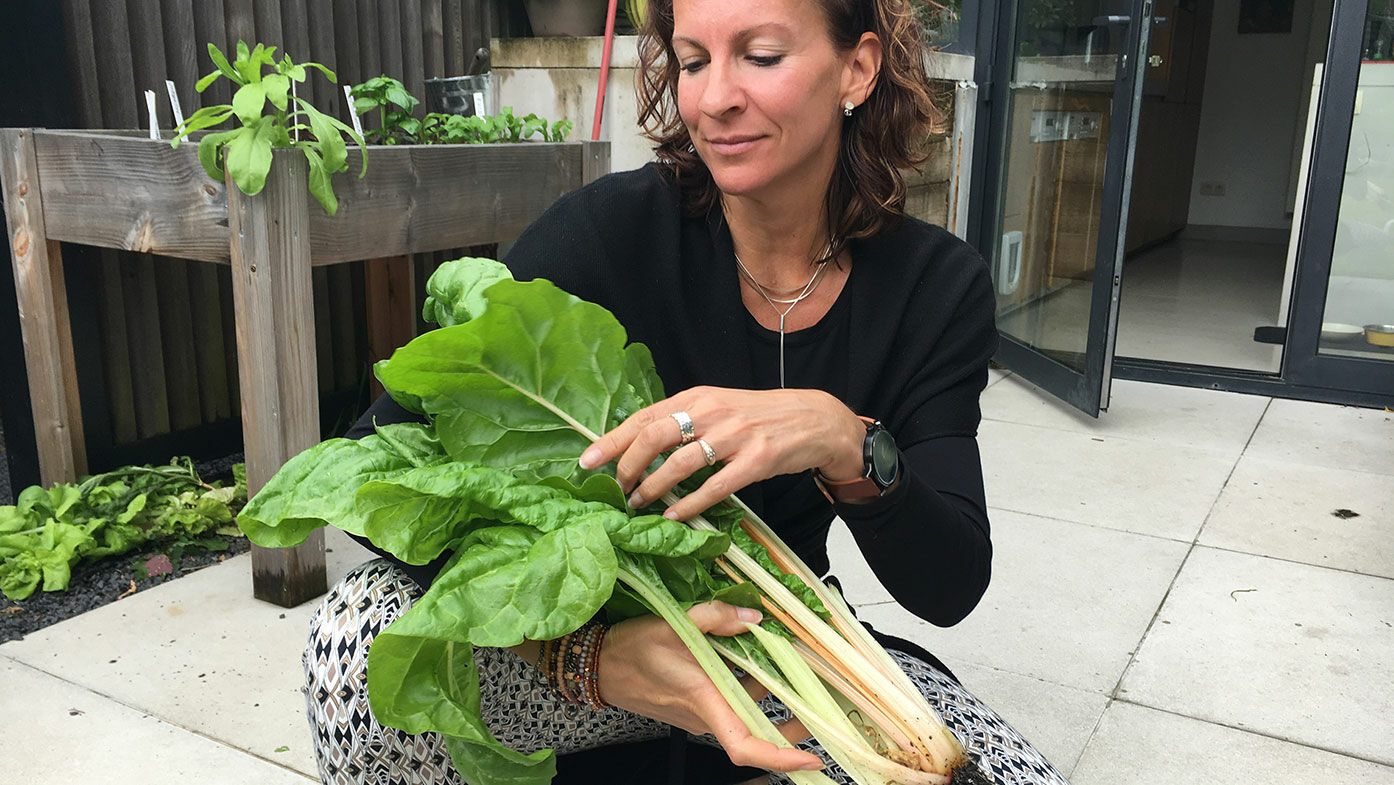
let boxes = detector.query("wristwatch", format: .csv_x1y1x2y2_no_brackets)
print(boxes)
813,417,900,504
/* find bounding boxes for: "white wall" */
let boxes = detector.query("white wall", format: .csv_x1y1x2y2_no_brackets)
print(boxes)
1188,0,1317,229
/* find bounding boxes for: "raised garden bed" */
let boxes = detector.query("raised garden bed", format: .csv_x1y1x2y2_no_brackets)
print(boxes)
1,129,609,606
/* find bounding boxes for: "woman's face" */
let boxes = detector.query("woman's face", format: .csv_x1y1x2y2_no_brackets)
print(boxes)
671,0,861,203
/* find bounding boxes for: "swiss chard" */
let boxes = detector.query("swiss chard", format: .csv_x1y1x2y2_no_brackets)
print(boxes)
240,258,986,785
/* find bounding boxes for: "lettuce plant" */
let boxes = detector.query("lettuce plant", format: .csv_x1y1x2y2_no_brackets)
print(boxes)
239,258,987,785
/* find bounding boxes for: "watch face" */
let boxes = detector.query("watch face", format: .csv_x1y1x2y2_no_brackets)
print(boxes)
868,428,899,487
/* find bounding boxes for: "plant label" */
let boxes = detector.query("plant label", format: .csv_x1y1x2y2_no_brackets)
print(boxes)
344,85,365,138
473,91,485,117
165,80,185,128
145,90,160,140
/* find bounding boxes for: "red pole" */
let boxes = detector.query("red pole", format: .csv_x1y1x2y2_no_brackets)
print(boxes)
592,0,620,141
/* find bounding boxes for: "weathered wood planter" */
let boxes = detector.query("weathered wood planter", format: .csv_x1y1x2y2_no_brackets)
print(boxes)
1,128,609,606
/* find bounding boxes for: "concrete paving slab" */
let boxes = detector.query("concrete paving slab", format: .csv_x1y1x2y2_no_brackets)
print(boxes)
978,420,1237,541
0,527,375,779
0,657,314,784
858,509,1189,693
1121,547,1394,766
950,661,1109,778
825,515,894,606
1071,700,1394,785
981,377,1269,458
1245,399,1394,475
1200,455,1393,578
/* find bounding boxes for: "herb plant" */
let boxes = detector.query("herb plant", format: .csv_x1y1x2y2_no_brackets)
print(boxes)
239,258,987,785
0,459,247,601
172,41,367,215
417,106,573,145
349,75,422,145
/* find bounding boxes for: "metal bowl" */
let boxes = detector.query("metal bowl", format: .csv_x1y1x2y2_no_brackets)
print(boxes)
1365,324,1394,347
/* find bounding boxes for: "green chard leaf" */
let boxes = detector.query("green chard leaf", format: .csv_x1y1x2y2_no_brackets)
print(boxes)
237,423,446,547
420,257,513,328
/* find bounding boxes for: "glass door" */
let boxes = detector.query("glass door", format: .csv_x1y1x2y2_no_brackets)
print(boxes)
1284,0,1394,399
976,0,1157,415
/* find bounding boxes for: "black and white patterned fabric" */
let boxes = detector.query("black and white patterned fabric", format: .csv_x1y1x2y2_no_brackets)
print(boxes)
304,560,1069,785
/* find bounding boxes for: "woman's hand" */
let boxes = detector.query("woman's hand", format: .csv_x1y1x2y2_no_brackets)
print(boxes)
579,386,866,520
599,601,819,772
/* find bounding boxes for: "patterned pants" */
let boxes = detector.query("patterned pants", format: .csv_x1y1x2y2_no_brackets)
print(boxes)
304,560,1070,785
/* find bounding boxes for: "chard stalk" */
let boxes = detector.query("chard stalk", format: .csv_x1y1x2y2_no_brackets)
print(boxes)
712,635,951,785
613,554,837,785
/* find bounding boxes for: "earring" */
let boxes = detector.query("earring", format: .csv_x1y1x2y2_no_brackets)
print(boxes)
843,101,855,117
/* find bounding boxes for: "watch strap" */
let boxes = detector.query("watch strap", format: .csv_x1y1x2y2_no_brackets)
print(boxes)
813,416,886,504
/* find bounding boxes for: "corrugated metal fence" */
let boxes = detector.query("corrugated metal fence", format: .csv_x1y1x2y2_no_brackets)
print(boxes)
54,0,517,470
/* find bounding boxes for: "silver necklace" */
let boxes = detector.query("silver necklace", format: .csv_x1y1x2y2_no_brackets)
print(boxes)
734,251,832,388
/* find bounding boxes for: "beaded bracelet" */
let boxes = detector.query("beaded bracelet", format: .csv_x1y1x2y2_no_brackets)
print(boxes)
535,621,610,710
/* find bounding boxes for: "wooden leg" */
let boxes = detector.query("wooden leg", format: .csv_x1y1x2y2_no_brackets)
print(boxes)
0,128,87,486
228,149,326,607
365,254,416,399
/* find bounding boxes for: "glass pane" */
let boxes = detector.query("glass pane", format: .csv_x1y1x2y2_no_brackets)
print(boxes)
1318,1,1394,360
991,0,1126,372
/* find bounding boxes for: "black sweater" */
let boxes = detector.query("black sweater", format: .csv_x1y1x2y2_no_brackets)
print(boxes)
348,164,997,628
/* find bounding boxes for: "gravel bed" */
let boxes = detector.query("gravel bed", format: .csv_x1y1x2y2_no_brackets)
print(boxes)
0,453,249,645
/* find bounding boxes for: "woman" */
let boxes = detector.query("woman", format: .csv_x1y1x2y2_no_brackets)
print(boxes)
305,0,1068,783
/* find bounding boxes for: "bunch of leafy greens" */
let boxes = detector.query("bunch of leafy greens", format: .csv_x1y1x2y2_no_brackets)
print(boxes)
172,41,367,215
0,459,247,601
238,258,982,785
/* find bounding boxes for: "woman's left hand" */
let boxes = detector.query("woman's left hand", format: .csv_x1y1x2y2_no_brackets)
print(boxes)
578,386,866,520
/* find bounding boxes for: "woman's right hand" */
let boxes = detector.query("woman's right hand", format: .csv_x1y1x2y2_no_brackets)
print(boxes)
598,601,823,773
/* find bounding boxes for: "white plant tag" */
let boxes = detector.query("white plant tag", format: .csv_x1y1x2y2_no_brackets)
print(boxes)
473,91,485,117
165,80,184,128
291,79,299,141
344,85,364,137
145,90,160,139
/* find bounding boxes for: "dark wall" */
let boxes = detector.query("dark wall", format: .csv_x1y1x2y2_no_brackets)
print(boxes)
1,0,79,496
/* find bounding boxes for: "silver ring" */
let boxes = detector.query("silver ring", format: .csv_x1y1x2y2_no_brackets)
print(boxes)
696,438,717,466
671,411,695,445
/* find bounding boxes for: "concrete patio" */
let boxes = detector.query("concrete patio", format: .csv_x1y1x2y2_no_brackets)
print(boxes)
2,371,1391,784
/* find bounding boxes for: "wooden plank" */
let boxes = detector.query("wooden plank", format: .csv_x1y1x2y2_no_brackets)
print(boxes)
91,0,138,127
154,257,203,430
128,0,169,119
308,142,597,262
423,0,446,78
332,0,363,87
96,252,139,444
186,262,233,421
224,0,257,52
58,1,103,127
217,264,241,415
252,0,285,49
122,255,172,439
0,130,88,485
364,255,416,399
227,148,326,607
306,0,340,117
311,266,334,394
326,264,359,391
400,0,426,113
279,0,316,108
581,140,611,186
161,0,202,127
443,0,465,75
192,0,234,109
378,1,406,81
32,132,230,263
357,0,383,83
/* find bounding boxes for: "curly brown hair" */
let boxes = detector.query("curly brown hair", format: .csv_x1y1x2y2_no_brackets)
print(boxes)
635,0,944,261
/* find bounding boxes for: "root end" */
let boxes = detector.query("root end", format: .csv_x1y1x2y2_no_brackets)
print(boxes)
950,757,993,785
